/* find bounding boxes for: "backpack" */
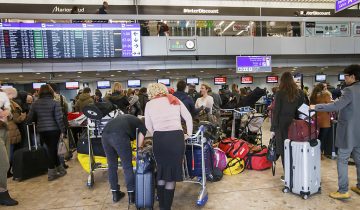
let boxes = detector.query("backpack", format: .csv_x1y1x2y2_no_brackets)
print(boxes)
83,102,117,120
213,148,227,171
218,138,250,159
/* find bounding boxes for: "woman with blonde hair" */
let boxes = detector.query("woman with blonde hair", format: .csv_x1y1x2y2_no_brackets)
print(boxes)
145,83,193,210
105,82,130,113
195,83,214,113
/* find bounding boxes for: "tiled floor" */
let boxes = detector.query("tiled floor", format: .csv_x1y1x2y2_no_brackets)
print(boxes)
4,121,360,210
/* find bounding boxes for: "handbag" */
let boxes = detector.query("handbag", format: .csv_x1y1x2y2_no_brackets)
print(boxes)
266,137,278,176
288,119,318,142
57,137,68,156
136,146,154,174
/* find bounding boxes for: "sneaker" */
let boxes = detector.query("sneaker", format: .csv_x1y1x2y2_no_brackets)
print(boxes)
280,176,285,182
351,186,360,195
329,191,351,200
112,191,125,203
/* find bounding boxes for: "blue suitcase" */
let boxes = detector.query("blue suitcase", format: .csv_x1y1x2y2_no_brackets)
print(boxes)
185,143,213,177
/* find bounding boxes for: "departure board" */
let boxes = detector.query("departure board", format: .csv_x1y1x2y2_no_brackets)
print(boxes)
0,23,141,59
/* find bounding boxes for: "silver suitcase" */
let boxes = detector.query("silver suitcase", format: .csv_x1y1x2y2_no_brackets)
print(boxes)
283,139,321,199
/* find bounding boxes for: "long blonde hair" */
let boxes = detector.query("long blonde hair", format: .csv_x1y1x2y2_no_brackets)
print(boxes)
112,82,123,94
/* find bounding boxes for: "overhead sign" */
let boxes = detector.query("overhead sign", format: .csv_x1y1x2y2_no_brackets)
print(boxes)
236,56,272,73
335,0,360,13
214,77,227,85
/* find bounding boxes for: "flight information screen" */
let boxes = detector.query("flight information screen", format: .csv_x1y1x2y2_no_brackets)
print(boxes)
0,23,141,59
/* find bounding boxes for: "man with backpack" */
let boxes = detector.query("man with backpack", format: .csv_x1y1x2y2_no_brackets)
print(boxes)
311,64,360,200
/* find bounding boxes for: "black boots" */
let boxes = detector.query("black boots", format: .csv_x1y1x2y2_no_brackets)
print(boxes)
163,189,175,210
157,185,165,209
112,190,125,203
128,191,135,204
0,191,18,206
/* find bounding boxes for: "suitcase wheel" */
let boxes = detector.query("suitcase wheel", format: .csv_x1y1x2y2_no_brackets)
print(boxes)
302,194,308,200
282,187,289,193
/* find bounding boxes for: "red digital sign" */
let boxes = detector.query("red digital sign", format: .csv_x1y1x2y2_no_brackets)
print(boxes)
241,76,253,84
266,76,278,83
214,77,227,85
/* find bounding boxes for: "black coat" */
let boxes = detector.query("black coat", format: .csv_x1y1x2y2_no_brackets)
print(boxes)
271,90,305,156
105,92,130,114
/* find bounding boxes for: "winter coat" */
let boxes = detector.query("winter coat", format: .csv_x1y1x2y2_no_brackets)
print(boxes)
313,91,332,128
74,93,94,112
8,100,26,144
271,89,305,156
104,92,130,114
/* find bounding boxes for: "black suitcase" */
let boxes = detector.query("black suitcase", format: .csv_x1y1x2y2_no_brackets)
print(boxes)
13,123,48,181
135,129,155,210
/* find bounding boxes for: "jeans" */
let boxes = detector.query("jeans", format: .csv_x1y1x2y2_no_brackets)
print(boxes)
337,147,360,193
0,128,9,190
39,130,61,169
102,132,135,192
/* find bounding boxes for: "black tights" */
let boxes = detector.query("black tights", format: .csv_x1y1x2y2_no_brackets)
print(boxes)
157,180,175,210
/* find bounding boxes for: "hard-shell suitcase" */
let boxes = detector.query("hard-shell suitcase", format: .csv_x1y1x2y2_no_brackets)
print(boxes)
283,139,321,199
283,110,321,199
13,123,48,181
135,128,155,210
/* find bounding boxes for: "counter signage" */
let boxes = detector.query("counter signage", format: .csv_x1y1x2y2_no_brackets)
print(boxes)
214,77,227,85
335,0,360,13
169,39,196,51
0,23,141,59
236,56,272,73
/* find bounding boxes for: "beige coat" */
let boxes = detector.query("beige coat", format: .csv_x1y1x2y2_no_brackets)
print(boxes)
8,100,26,144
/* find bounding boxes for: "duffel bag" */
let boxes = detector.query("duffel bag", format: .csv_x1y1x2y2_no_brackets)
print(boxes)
223,158,245,175
213,148,227,171
218,137,250,159
288,119,319,142
245,147,272,170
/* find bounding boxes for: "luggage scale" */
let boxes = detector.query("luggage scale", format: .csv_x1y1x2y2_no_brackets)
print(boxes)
183,125,209,207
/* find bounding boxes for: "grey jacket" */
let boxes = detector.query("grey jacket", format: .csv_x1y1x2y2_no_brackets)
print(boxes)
27,96,66,134
210,92,222,110
315,82,360,149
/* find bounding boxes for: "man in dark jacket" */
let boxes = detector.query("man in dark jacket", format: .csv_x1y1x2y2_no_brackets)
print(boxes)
74,87,94,112
173,80,196,116
311,65,360,200
138,88,148,115
187,84,200,103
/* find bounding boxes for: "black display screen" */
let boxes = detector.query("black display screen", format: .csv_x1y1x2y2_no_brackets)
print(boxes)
0,22,141,59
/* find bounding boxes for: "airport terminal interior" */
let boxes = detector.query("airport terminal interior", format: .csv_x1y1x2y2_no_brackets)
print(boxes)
1,0,360,209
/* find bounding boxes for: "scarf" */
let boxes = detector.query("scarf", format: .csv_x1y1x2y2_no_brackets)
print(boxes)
154,94,180,105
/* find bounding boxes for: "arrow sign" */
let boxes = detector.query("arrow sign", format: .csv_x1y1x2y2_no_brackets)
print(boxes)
134,44,139,48
133,31,138,36
134,38,138,42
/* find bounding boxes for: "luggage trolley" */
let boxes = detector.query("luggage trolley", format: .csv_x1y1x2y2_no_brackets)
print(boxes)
183,125,209,207
85,110,122,188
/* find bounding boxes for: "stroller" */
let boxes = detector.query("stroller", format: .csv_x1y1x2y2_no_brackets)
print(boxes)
238,110,266,146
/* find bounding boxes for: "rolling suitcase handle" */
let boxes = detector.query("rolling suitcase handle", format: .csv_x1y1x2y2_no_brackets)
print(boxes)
308,109,318,146
26,122,38,151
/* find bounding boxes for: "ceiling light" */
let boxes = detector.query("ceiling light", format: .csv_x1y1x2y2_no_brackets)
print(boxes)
132,72,136,74
110,75,115,77
41,77,46,79
96,73,100,76
19,75,23,78
166,72,170,74
77,71,82,74
117,71,122,73
36,72,41,75
58,74,62,77
200,71,204,73
77,76,81,78
156,70,160,72
4,78,9,80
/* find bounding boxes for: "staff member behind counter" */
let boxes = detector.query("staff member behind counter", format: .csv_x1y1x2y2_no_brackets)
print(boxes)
101,114,147,204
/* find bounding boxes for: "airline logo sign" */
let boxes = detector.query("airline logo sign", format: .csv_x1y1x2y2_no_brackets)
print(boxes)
335,0,360,13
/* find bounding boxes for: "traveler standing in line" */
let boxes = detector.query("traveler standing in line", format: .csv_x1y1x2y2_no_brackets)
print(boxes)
270,72,304,180
127,89,141,116
97,1,109,14
0,88,18,206
27,85,67,181
187,84,200,103
309,83,332,159
195,84,214,113
145,83,193,210
74,87,94,112
94,89,103,103
310,65,360,200
3,88,26,178
101,114,147,203
208,87,222,110
173,80,196,116
105,82,130,114
138,87,148,115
